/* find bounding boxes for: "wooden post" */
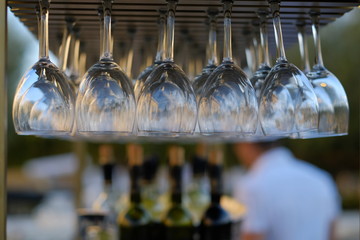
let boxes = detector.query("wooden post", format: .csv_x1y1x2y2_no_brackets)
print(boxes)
0,1,8,240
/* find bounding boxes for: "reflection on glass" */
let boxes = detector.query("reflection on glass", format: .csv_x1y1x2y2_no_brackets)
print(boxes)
136,0,197,136
193,8,219,98
250,10,271,100
12,0,75,136
76,0,135,135
300,12,349,138
134,9,167,99
198,0,258,136
259,0,318,136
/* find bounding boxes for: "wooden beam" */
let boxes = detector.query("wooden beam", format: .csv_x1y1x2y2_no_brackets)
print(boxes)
0,1,8,240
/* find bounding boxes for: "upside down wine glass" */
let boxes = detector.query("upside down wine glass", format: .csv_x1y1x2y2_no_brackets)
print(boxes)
76,0,135,135
193,8,219,98
134,8,167,99
198,0,258,136
302,12,349,137
12,0,75,135
259,0,319,136
136,0,197,136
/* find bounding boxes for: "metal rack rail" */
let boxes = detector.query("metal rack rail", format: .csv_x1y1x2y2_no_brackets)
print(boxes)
7,1,359,65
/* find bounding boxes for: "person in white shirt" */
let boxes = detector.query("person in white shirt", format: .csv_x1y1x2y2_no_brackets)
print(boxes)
233,142,340,240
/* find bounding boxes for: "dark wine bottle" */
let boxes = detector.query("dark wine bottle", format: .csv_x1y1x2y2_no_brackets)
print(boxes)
119,144,151,240
163,146,194,240
200,147,232,240
92,145,117,218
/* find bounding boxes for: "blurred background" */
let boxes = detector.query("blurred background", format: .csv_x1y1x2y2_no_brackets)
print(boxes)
6,6,360,240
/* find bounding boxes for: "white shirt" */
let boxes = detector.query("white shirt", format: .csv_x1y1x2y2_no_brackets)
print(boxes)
234,147,340,240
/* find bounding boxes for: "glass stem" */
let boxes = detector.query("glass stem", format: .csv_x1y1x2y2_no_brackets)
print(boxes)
208,17,218,66
223,1,233,63
155,11,166,63
259,16,270,67
101,6,113,60
270,2,287,61
297,25,310,72
252,31,260,68
98,8,104,58
39,2,49,60
61,29,72,72
79,52,87,76
126,32,135,78
165,1,177,62
72,38,80,74
311,15,324,68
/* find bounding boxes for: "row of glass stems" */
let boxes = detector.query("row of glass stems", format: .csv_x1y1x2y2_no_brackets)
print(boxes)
12,0,349,141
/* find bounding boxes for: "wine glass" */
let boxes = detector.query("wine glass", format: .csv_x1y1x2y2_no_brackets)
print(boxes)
134,8,167,99
258,0,319,136
296,21,311,73
198,0,258,136
68,27,82,88
301,12,349,137
250,10,272,100
136,0,197,136
12,0,75,135
75,0,135,135
193,8,219,98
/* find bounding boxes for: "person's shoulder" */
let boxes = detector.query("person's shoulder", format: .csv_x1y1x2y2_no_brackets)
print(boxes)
295,159,336,187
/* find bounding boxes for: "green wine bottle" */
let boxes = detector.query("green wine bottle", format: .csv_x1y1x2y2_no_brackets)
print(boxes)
119,144,151,240
200,147,232,240
163,146,194,240
142,155,163,221
186,143,210,226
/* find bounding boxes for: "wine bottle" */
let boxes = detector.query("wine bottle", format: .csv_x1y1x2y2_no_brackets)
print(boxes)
200,147,232,240
92,145,118,227
141,155,163,221
91,144,118,239
187,143,210,226
119,144,151,240
163,146,194,240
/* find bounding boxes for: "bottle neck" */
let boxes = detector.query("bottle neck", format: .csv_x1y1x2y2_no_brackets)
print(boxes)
170,165,183,204
130,165,142,204
39,5,49,60
207,19,218,66
222,3,233,63
165,2,177,62
270,2,287,62
155,15,166,63
311,17,324,69
209,164,222,204
100,8,113,60
102,163,114,186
